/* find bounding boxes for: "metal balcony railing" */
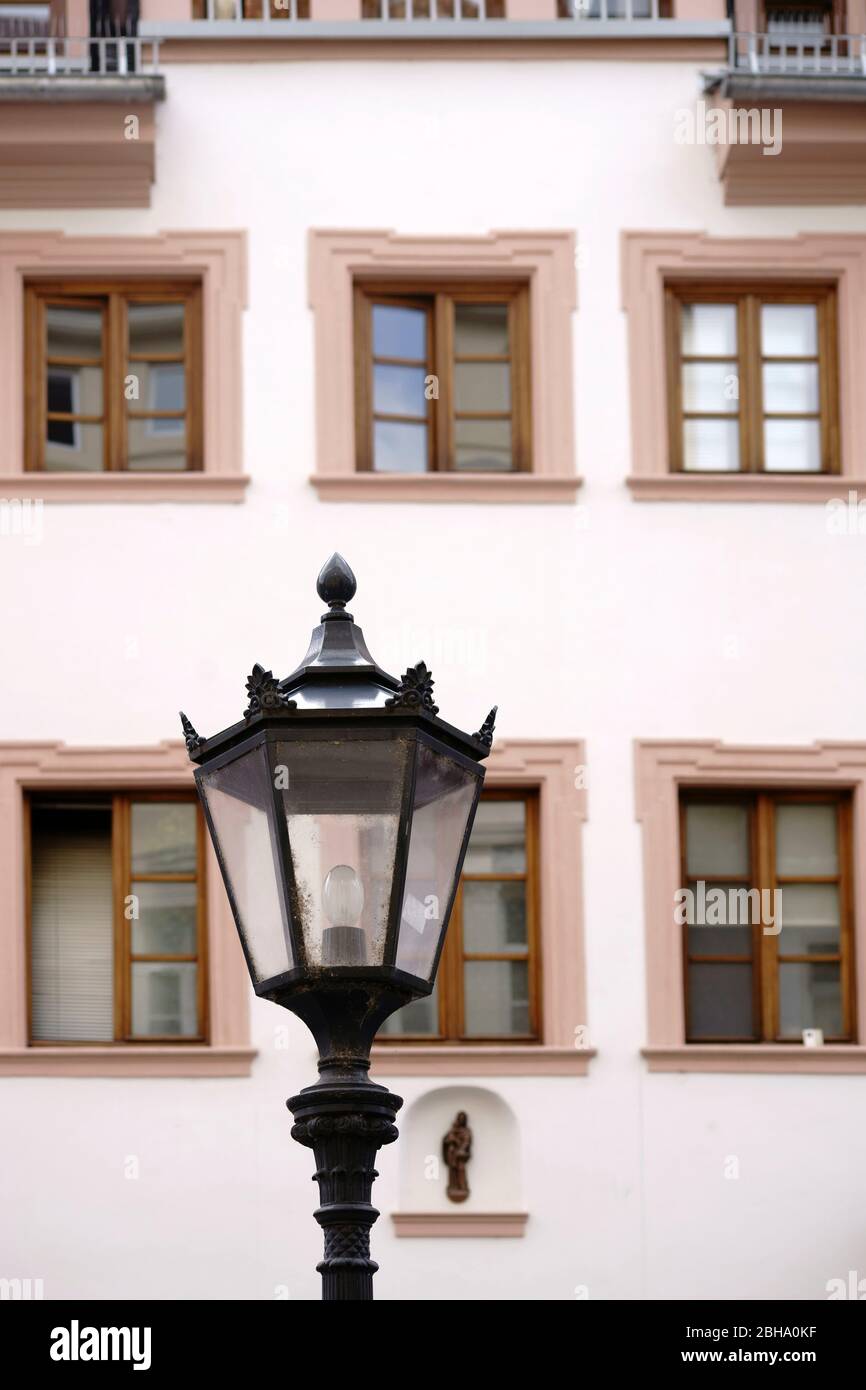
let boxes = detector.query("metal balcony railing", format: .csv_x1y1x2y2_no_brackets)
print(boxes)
730,30,866,75
0,34,160,73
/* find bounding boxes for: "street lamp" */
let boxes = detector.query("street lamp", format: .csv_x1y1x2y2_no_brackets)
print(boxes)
180,554,496,1301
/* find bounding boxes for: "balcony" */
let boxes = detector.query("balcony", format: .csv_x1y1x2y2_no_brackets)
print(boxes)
0,5,163,206
702,10,866,204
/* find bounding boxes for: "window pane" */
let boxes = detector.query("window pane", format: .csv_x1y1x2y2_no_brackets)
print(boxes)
761,303,817,358
128,302,185,358
462,881,527,954
46,305,102,361
373,419,427,473
687,962,754,1039
685,803,749,877
372,304,426,360
762,363,819,414
683,418,739,471
681,303,737,357
454,303,509,356
47,364,103,416
778,883,839,954
453,418,512,472
778,962,842,1038
775,803,838,876
131,882,198,955
377,987,439,1037
682,363,738,414
127,418,188,472
464,960,530,1036
463,800,526,873
131,361,186,415
373,363,427,418
44,422,104,472
30,805,114,1043
131,961,198,1037
685,881,754,953
131,802,197,875
454,362,511,414
763,419,821,472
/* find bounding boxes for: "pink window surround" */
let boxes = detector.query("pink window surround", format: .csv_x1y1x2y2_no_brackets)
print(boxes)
621,231,866,503
0,742,255,1077
635,739,866,1073
391,1212,528,1237
371,739,594,1077
308,229,579,503
0,231,249,503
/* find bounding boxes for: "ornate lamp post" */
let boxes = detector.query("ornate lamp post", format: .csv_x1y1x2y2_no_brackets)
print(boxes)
180,554,496,1301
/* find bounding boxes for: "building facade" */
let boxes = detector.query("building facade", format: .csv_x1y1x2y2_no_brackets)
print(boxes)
1,0,866,1302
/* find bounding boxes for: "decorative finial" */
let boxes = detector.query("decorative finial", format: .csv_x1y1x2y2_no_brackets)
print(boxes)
179,711,204,756
317,553,356,618
472,706,497,750
244,664,298,718
385,661,439,716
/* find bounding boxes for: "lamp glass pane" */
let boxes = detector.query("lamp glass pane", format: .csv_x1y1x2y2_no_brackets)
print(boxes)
396,741,481,983
198,744,294,985
275,738,410,968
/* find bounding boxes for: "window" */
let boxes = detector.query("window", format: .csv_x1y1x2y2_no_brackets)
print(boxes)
665,284,839,475
680,792,854,1044
556,0,673,14
192,0,310,15
353,282,531,474
24,281,203,474
362,0,505,17
379,791,539,1042
28,793,207,1044
763,0,832,37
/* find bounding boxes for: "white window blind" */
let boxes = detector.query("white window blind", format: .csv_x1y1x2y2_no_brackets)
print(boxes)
30,806,114,1042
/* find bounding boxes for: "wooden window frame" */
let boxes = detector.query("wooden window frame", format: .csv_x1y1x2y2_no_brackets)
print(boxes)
353,280,532,476
26,789,209,1047
24,279,204,475
377,788,541,1045
664,281,840,476
679,788,856,1045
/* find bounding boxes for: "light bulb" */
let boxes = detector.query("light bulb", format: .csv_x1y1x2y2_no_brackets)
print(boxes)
322,864,365,929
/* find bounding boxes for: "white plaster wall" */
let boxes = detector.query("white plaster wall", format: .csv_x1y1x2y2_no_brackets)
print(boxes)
2,57,866,1301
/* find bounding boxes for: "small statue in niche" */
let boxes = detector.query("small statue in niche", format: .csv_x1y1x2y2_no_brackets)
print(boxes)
442,1111,472,1204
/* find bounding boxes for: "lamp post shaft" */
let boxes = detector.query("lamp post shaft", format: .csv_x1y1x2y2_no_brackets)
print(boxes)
288,1073,403,1301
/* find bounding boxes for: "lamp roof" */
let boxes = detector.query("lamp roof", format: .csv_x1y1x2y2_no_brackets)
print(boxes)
180,554,497,765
